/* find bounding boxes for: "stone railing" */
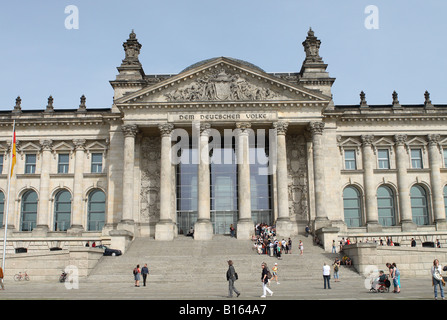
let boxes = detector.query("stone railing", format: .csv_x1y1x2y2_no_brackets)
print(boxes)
342,242,447,279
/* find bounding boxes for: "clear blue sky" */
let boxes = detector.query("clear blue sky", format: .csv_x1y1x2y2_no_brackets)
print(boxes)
0,1,445,110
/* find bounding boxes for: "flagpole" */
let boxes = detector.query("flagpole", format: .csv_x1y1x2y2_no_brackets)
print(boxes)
2,120,15,272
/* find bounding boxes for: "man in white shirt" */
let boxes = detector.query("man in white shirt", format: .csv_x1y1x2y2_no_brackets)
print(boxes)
323,263,331,289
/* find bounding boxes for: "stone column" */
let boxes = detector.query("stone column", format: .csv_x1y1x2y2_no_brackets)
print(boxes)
34,139,52,235
235,122,253,239
428,134,446,230
394,134,416,231
273,121,294,237
194,123,213,240
361,135,381,232
309,122,329,230
155,123,176,241
117,124,138,234
69,138,86,234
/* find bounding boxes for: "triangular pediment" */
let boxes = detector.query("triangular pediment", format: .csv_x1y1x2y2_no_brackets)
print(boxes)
115,57,330,105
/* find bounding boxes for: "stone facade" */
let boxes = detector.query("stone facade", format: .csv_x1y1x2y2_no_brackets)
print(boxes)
1,29,447,254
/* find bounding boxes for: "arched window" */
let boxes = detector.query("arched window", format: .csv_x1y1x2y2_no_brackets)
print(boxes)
343,186,362,227
0,191,4,228
21,190,38,231
410,185,429,225
54,190,71,231
88,189,105,231
377,186,396,226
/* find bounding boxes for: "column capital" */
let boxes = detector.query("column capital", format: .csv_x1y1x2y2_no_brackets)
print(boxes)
122,124,138,137
235,122,251,134
39,139,53,151
428,134,441,146
361,134,374,146
273,121,289,135
158,123,174,137
308,121,324,136
394,134,407,146
73,138,86,150
200,123,211,135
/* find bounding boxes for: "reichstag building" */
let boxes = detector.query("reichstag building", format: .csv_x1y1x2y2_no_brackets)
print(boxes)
1,29,446,252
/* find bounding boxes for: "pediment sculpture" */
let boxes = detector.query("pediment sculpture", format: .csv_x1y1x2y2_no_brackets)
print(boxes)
164,69,280,102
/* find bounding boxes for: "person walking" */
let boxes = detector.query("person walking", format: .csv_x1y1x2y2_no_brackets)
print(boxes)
431,259,445,300
141,264,149,287
272,263,280,284
299,240,304,256
133,264,141,287
323,263,331,289
332,240,336,253
226,260,240,298
333,259,341,282
261,263,273,297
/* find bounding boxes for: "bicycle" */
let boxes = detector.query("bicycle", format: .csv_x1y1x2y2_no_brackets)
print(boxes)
14,271,30,281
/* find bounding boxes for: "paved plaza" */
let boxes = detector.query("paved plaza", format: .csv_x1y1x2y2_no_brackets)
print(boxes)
0,276,438,300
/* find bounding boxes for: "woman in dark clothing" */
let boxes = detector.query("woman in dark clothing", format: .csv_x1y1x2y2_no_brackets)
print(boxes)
261,263,273,297
226,260,240,298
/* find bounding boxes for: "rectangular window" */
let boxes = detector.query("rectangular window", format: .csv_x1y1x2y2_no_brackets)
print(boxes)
0,155,3,174
344,150,357,170
25,154,36,174
58,154,69,173
91,153,103,173
411,149,423,169
444,149,447,168
377,149,390,169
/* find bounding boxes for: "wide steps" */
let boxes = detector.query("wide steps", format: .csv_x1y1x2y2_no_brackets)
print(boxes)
86,235,360,284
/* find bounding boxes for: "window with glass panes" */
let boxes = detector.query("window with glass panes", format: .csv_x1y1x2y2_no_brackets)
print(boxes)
91,153,103,173
58,154,69,173
0,155,3,174
54,190,71,231
410,149,423,169
25,154,36,174
88,190,106,231
344,150,356,170
343,186,362,227
377,149,390,169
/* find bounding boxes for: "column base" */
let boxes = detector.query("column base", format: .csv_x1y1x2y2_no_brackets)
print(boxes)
435,220,447,231
66,225,85,235
314,217,331,231
155,220,175,241
366,221,383,233
276,219,296,238
401,220,417,232
236,220,254,240
32,225,49,237
193,220,214,241
117,219,135,236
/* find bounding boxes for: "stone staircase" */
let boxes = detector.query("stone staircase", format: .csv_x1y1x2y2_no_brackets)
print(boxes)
86,234,360,284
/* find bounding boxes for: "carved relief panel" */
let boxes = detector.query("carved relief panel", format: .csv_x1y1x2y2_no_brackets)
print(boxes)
286,135,309,221
140,137,161,222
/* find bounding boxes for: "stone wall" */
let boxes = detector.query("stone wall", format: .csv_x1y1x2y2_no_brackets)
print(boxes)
342,243,447,279
2,247,104,282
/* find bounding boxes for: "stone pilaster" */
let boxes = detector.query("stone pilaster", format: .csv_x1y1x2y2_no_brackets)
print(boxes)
195,123,213,240
235,122,253,239
117,124,138,235
309,121,329,230
428,134,446,230
394,134,416,231
273,121,294,237
361,135,381,232
33,139,52,236
68,138,86,235
155,123,176,240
